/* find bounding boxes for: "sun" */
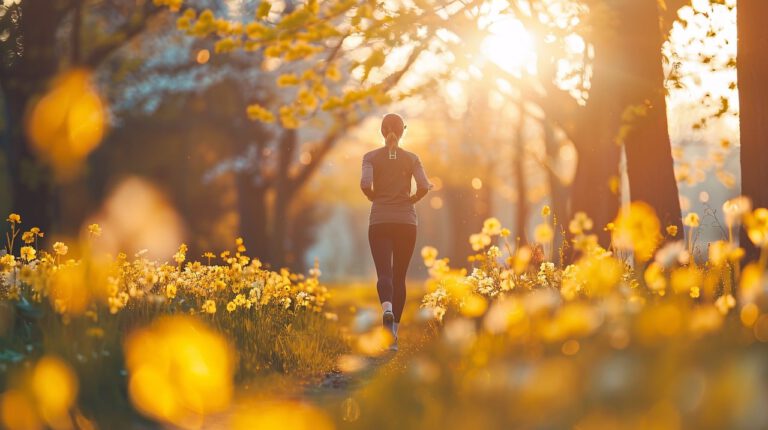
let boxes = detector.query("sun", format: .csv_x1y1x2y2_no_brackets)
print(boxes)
480,16,537,75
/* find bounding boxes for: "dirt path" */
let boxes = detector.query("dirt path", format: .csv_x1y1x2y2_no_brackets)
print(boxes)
303,282,433,422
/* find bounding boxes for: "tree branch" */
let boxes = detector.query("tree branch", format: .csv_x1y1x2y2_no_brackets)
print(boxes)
84,2,164,68
71,0,84,64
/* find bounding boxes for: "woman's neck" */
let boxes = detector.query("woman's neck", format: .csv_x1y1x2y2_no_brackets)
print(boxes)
387,144,398,159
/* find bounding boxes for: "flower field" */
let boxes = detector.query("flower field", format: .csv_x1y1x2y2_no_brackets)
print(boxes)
0,213,345,429
3,200,768,429
347,202,768,429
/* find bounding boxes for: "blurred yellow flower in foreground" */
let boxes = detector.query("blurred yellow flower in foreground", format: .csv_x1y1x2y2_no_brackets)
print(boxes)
722,196,751,228
611,202,661,262
745,208,768,247
6,213,20,224
356,326,393,356
1,355,78,430
469,233,491,251
230,400,334,430
421,246,438,267
461,294,488,317
534,223,554,244
31,356,79,424
569,211,593,235
26,69,107,178
52,241,68,256
125,316,235,428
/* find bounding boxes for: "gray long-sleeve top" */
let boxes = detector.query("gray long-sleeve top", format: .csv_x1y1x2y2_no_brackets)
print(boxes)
360,146,432,226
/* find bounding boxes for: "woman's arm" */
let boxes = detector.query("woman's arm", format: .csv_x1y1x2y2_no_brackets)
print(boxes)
360,153,375,201
410,155,433,204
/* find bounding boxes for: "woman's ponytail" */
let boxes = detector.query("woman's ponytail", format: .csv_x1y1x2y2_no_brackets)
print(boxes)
385,131,399,147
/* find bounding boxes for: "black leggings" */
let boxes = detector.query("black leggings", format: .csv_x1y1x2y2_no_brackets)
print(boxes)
368,223,417,323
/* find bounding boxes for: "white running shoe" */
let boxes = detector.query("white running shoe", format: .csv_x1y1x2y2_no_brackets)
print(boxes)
389,336,398,352
383,310,394,332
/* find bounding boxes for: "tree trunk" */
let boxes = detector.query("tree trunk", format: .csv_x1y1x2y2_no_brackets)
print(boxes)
543,120,568,261
2,2,61,236
567,4,624,247
514,105,528,243
618,0,683,234
568,0,682,246
444,184,483,265
236,179,270,262
737,0,768,262
270,128,298,267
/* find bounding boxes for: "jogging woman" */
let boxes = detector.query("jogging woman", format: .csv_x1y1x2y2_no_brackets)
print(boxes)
360,113,432,351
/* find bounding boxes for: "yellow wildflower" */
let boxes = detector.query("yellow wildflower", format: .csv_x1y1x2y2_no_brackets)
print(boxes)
166,283,177,299
202,299,217,314
173,244,187,265
53,241,68,256
226,302,236,312
88,223,102,237
6,213,20,224
0,254,15,268
21,231,35,244
20,246,36,262
203,252,216,264
469,233,491,251
22,227,44,244
541,205,551,217
236,237,246,253
482,217,502,236
666,225,678,237
683,212,700,228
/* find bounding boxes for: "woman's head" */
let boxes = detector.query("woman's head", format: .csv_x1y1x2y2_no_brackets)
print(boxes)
381,113,405,147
